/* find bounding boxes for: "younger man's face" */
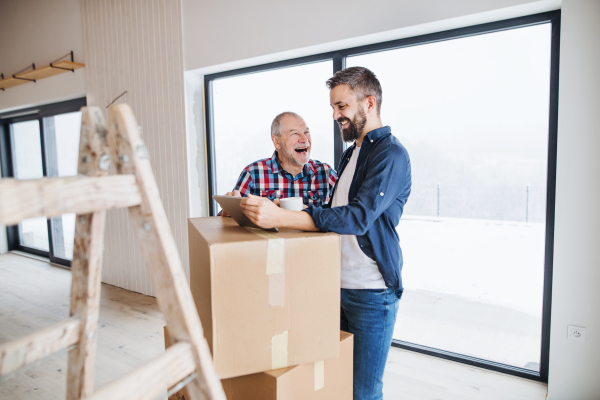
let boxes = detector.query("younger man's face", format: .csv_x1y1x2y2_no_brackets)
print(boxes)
330,84,368,143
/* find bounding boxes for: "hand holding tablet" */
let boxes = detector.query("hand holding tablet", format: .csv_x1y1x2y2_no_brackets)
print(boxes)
213,195,279,232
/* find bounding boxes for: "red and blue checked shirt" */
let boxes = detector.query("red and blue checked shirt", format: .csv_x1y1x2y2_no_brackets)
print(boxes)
232,151,337,207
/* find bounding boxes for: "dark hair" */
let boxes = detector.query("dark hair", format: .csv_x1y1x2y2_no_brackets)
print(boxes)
326,66,382,115
271,111,303,137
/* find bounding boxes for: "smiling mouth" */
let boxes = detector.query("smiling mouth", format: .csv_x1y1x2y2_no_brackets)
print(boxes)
338,119,350,129
294,147,308,153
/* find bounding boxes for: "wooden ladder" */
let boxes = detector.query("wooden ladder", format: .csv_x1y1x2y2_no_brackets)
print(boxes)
0,105,225,400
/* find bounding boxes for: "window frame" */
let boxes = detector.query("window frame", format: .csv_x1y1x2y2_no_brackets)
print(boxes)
0,97,87,267
204,10,560,382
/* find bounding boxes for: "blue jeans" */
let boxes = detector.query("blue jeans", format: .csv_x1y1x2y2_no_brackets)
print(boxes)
340,288,402,400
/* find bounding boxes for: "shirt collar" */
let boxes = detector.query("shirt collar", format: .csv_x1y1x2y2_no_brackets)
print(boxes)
270,151,281,174
271,151,314,178
365,125,392,142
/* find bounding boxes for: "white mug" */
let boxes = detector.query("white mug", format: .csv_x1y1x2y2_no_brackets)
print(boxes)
279,197,303,211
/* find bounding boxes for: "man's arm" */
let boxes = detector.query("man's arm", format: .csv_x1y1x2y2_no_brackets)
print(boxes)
308,145,410,235
241,194,319,231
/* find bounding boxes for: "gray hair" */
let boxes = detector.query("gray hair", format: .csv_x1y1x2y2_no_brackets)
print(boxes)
326,66,383,115
271,111,303,137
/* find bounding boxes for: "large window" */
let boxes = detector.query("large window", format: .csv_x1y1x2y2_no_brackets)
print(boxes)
346,23,551,372
204,11,560,382
211,61,335,198
0,98,86,266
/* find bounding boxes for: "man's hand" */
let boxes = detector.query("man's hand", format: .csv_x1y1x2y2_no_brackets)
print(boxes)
240,194,284,229
220,190,241,217
241,194,319,231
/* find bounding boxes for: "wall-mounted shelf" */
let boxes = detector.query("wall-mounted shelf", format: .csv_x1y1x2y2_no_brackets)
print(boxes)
0,52,84,91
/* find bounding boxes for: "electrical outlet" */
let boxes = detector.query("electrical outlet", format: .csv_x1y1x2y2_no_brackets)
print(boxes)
568,325,586,342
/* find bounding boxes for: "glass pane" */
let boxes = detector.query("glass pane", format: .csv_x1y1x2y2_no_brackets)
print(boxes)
12,120,43,180
347,24,551,371
45,111,82,260
12,120,49,251
212,61,334,201
18,217,49,250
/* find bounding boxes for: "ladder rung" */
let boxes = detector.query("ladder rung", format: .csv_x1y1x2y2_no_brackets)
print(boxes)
0,175,142,225
0,317,80,376
85,341,196,400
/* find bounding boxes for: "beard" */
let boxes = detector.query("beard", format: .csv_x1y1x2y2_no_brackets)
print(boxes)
337,106,367,143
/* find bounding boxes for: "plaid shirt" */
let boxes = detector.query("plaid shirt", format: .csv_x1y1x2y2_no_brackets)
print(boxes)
232,151,337,207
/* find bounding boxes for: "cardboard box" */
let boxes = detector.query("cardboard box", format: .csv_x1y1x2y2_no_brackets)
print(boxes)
222,331,353,400
188,217,341,379
165,327,353,400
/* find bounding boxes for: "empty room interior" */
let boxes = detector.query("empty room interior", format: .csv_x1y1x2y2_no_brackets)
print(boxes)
0,0,599,399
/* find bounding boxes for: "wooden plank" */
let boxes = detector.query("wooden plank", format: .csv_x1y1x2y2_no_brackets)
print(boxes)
0,317,80,376
0,62,84,90
0,175,141,226
66,107,110,400
0,76,29,90
85,342,195,400
17,62,85,81
107,104,226,400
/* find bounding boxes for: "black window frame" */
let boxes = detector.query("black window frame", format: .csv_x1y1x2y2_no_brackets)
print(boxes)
0,97,87,267
204,10,560,382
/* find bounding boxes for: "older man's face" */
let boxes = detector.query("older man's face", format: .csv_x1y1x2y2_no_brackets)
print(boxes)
272,115,311,168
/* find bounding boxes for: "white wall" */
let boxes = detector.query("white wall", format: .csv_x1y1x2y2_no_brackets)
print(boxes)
81,0,189,295
0,0,85,112
183,0,541,71
548,0,600,398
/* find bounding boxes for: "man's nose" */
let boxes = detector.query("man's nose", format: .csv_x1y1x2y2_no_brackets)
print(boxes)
332,109,342,120
298,132,308,142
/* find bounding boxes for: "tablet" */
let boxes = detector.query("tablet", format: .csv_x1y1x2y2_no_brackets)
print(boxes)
213,195,279,232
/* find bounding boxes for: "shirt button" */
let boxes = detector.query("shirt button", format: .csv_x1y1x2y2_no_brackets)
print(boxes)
370,140,373,143
380,192,384,196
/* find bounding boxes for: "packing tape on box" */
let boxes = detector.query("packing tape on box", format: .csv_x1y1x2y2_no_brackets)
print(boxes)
271,330,289,369
314,360,325,391
245,227,285,307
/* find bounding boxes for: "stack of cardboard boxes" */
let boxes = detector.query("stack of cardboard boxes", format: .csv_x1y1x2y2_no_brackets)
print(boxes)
165,217,353,399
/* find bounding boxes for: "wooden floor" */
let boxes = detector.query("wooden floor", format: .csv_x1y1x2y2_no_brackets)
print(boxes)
0,252,548,399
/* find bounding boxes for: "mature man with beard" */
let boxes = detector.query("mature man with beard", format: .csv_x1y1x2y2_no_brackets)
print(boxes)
220,111,337,211
241,67,412,400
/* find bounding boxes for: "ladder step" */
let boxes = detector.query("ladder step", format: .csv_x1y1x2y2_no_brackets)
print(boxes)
0,317,80,376
85,341,196,400
0,175,142,225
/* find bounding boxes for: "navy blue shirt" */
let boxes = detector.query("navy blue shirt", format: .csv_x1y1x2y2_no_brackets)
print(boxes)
304,126,412,290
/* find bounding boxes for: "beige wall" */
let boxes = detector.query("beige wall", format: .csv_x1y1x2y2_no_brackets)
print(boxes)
81,0,189,295
548,0,600,398
183,0,542,71
0,0,85,112
1,0,189,296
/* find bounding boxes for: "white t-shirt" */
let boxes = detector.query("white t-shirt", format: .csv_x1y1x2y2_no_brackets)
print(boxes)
331,146,387,289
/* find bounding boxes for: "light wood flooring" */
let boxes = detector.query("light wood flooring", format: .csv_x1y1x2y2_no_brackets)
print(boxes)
0,252,548,399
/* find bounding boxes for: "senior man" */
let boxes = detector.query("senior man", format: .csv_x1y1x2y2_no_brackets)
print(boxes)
221,111,337,209
241,67,412,400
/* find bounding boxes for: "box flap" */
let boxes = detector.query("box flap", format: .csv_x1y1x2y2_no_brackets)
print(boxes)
188,216,339,245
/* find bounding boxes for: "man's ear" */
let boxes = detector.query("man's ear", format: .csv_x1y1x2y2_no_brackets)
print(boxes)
366,95,377,115
271,135,281,150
